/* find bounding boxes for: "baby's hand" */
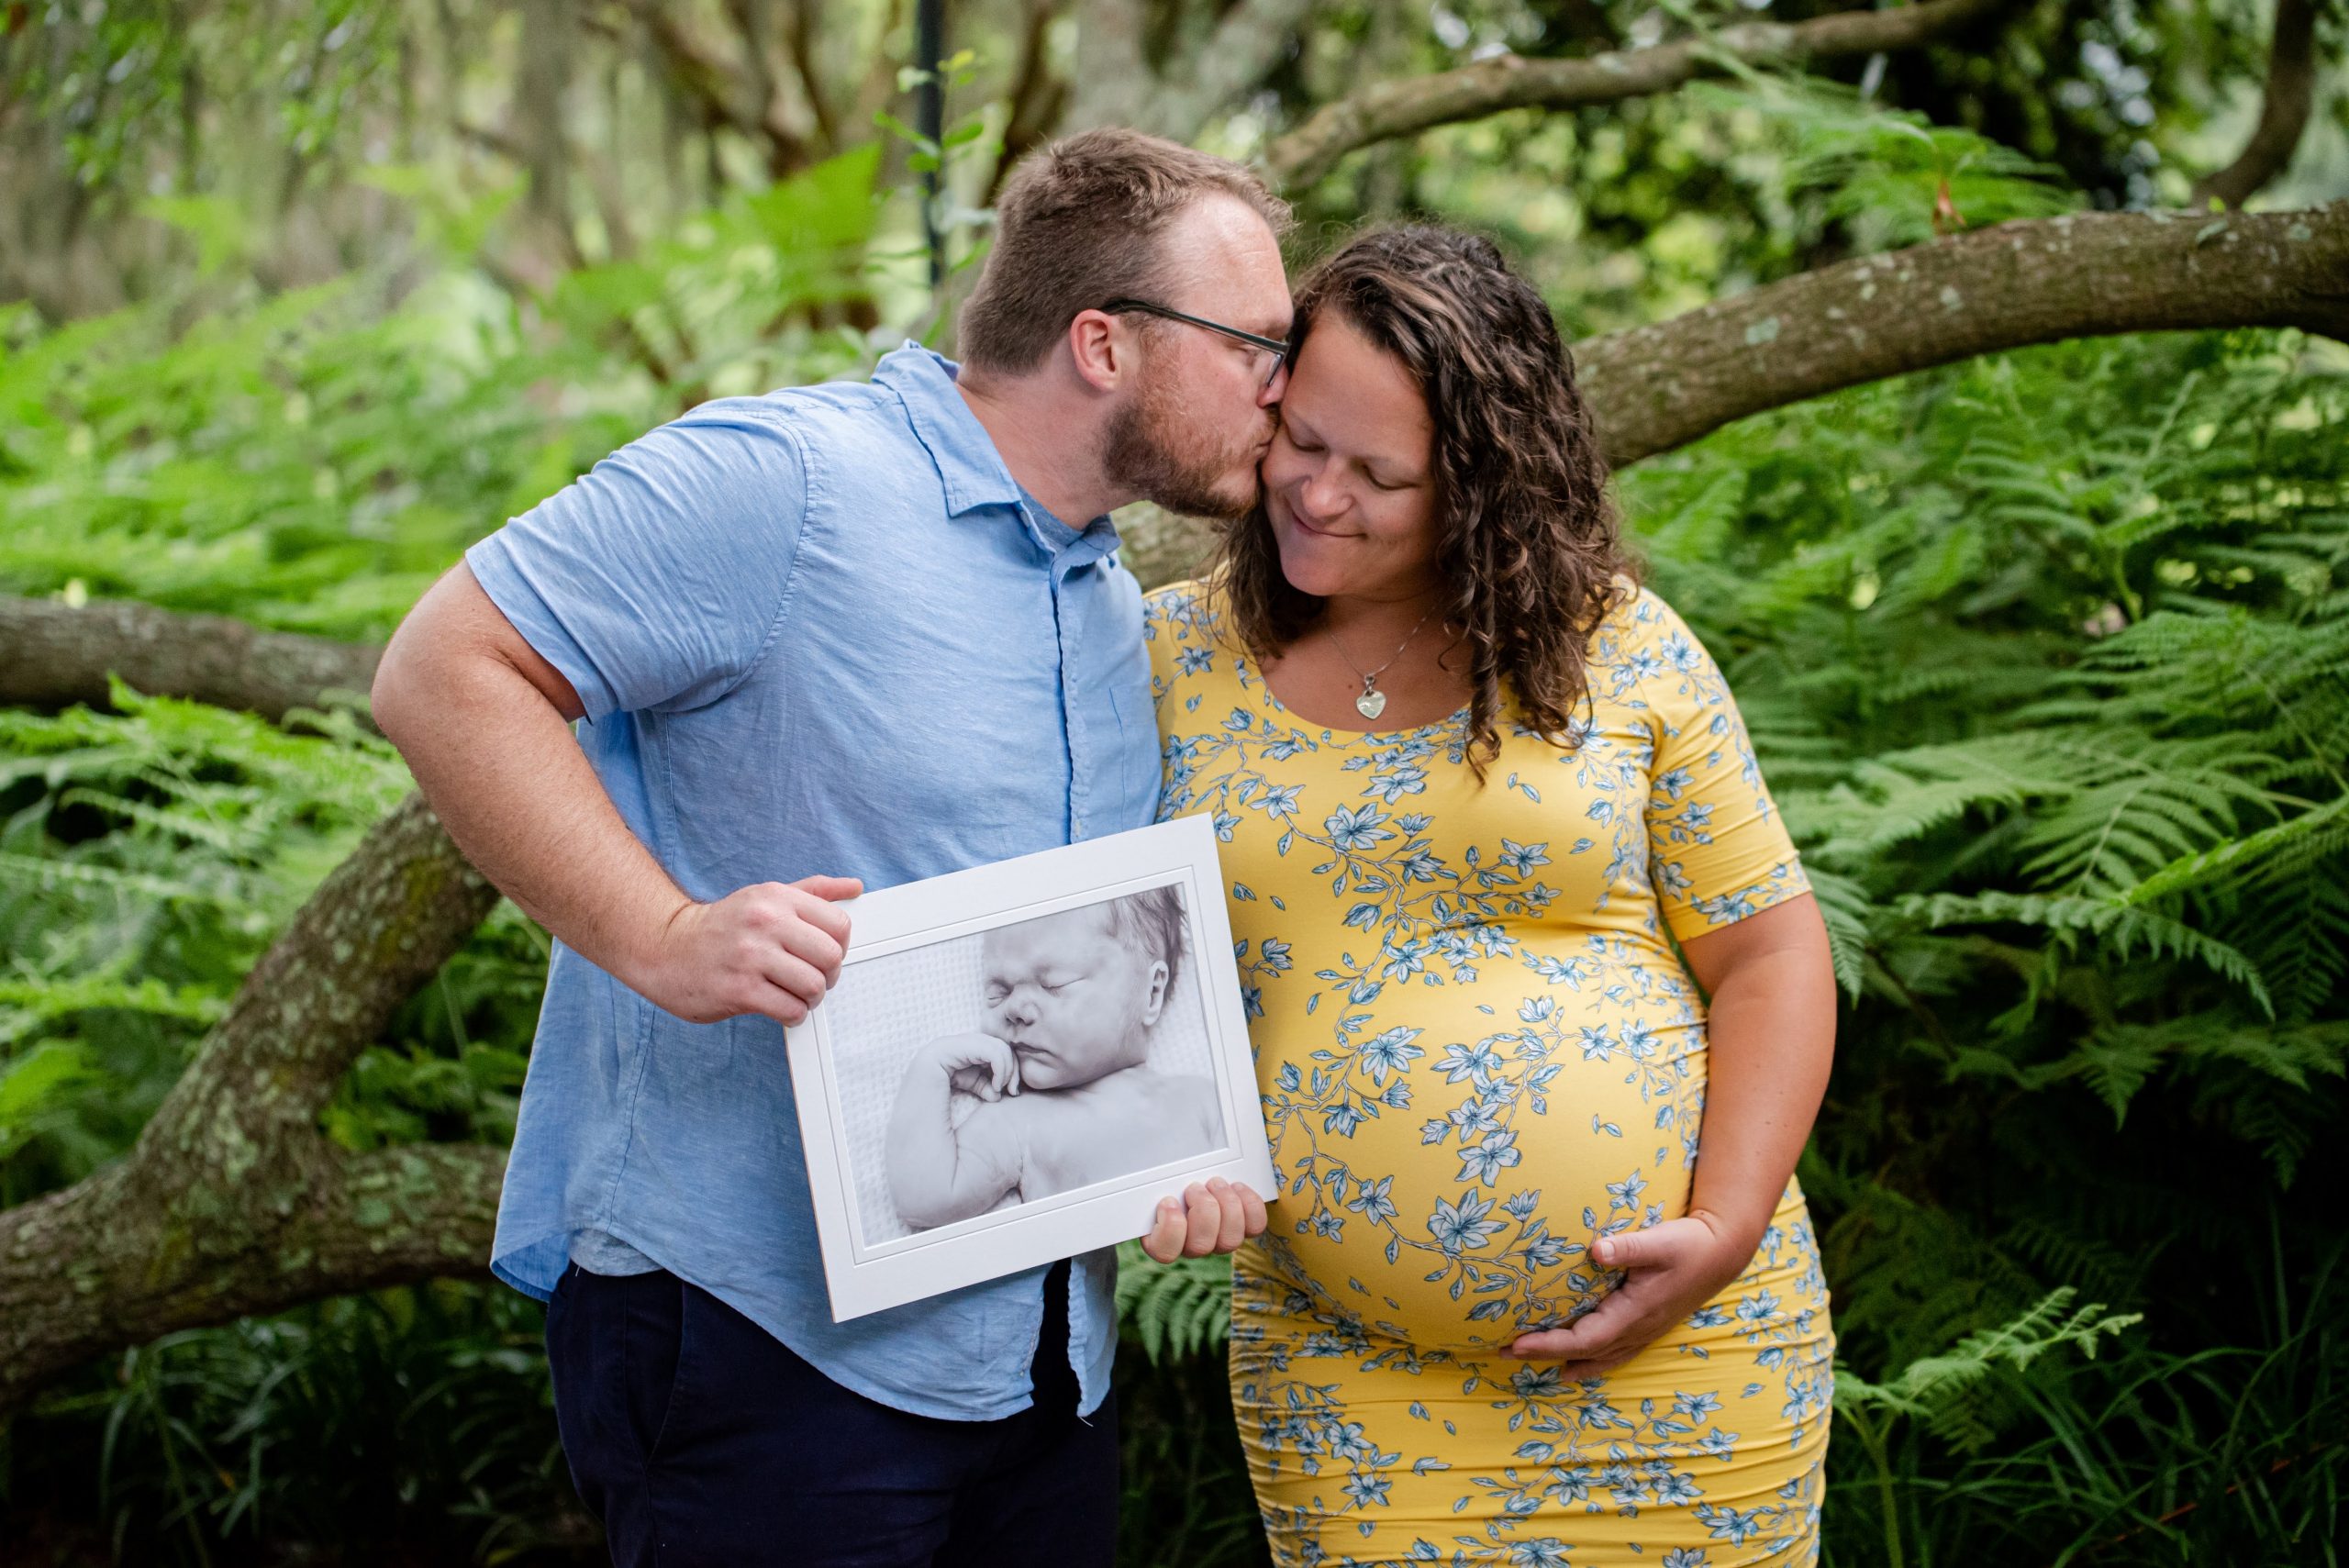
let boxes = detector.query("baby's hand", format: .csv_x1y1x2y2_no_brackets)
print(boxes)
928,1033,1021,1101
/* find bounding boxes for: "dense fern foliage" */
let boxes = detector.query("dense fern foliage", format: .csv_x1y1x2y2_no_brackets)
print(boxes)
5,278,2343,1560
1653,329,2349,1564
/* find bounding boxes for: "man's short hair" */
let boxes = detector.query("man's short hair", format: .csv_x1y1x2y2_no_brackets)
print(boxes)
1103,884,1188,997
958,128,1292,375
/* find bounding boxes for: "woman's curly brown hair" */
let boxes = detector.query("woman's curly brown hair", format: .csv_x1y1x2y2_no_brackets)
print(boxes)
1207,226,1633,777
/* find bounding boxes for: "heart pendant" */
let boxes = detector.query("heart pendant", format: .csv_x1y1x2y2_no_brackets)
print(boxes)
1354,687,1387,720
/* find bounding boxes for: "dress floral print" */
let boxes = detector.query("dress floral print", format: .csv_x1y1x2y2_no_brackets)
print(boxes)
1148,582,1833,1567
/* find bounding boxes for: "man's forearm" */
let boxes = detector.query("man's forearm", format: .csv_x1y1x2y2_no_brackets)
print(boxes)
373,583,685,992
377,566,854,1029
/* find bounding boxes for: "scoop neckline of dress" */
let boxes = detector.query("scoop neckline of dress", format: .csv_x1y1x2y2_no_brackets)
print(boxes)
1171,583,1470,743
1241,652,1472,745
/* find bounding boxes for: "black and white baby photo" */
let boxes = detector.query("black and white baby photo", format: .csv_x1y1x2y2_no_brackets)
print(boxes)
824,885,1229,1243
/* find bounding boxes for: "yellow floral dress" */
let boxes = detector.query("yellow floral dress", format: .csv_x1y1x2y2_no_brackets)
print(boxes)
1146,582,1833,1567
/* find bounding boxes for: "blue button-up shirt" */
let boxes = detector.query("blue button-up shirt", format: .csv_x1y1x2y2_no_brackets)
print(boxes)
465,345,1159,1419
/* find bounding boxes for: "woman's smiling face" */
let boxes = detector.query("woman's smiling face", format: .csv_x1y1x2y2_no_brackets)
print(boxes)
1262,310,1441,603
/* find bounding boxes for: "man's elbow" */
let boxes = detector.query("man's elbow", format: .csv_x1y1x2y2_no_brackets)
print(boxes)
372,563,558,750
369,626,434,753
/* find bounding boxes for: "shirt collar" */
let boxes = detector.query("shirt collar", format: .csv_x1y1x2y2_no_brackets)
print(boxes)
873,342,1027,519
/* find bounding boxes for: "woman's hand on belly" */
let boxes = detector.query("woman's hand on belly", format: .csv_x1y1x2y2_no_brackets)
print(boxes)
1500,1209,1753,1380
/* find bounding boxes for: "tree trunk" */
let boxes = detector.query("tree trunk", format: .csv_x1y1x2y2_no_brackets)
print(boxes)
1064,0,1151,133
1136,0,1319,144
516,0,574,231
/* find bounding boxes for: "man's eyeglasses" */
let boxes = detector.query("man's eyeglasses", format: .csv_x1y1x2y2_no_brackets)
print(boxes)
1101,298,1292,386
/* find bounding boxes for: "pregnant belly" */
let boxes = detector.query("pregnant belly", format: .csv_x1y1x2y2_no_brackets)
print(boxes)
1252,1002,1706,1353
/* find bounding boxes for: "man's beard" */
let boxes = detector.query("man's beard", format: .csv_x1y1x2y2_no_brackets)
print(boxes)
1102,375,1265,520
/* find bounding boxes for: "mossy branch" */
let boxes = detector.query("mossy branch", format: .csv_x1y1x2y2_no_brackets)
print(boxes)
1577,202,2349,467
0,794,502,1414
0,595,383,729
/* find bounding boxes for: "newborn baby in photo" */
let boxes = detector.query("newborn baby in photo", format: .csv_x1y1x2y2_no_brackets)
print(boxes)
885,889,1223,1231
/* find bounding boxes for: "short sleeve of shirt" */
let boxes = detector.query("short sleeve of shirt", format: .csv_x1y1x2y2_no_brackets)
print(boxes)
464,399,809,720
1625,590,1810,941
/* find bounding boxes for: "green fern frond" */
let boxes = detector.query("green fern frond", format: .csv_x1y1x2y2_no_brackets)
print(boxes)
1800,737,2054,865
1114,1244,1232,1366
2013,748,2278,896
2020,1029,2165,1122
1997,1216,2143,1306
2015,1018,2345,1125
2122,791,2349,906
0,1041,92,1153
2238,877,2349,1027
2043,612,2349,780
52,785,269,858
0,851,209,903
2214,1086,2330,1188
1898,891,2273,1015
1835,1288,2142,1453
1803,867,1875,1000
0,973,229,1048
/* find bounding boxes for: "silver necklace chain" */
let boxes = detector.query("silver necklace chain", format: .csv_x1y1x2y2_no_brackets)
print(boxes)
1325,607,1437,720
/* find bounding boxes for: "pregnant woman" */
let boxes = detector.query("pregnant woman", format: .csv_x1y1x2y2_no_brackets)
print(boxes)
1148,228,1837,1565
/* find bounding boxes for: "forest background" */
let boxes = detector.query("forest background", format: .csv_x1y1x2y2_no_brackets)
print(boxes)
1,0,2344,1562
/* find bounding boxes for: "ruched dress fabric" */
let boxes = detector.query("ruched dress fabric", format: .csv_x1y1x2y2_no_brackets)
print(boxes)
1146,583,1833,1567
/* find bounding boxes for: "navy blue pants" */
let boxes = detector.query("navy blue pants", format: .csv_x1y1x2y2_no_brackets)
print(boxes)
545,1261,1118,1567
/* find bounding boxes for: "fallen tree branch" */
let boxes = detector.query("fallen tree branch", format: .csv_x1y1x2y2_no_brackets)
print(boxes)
0,595,383,727
0,793,502,1412
2191,0,2319,211
1264,0,2004,188
2,1143,506,1413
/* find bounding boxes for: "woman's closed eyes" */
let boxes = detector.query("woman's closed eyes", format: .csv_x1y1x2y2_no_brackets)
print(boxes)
1278,424,1419,493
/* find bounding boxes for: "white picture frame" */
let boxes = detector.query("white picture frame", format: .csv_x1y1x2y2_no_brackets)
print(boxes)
784,814,1275,1322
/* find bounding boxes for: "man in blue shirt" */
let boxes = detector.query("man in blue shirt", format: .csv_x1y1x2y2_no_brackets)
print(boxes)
372,129,1292,1566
